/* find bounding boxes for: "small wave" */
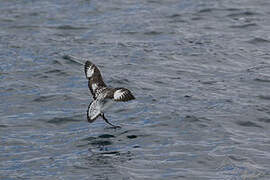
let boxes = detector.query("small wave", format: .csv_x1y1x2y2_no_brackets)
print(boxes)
247,64,270,71
236,121,263,128
33,95,57,102
33,94,71,102
114,108,128,113
119,129,138,135
2,18,15,22
45,69,68,76
167,14,182,18
258,118,270,123
198,8,216,13
82,136,97,141
0,124,8,128
123,31,138,35
144,31,163,35
184,115,211,122
198,8,241,14
254,76,270,83
9,25,40,29
154,80,164,84
90,140,112,146
48,25,88,30
167,13,186,23
258,95,270,100
184,115,200,122
225,8,240,12
81,134,116,147
230,23,258,29
84,150,132,167
127,135,137,139
228,155,247,162
227,11,260,17
247,38,270,45
100,151,120,155
98,134,115,138
47,117,79,124
200,80,218,85
256,106,270,114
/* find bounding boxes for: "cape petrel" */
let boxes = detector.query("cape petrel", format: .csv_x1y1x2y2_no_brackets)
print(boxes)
82,58,135,128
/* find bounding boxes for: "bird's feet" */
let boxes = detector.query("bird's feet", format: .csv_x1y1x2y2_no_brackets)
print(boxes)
101,113,121,129
106,125,121,129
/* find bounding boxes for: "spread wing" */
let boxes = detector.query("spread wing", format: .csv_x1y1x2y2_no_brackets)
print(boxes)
84,61,106,99
113,88,135,102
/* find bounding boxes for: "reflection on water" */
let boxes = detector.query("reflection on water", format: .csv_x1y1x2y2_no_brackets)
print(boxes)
1,0,270,179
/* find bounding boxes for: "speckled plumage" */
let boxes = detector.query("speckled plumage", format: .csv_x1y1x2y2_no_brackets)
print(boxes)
84,60,135,127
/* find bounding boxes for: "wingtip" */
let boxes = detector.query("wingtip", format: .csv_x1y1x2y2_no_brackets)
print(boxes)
62,54,70,60
113,88,136,102
129,92,135,100
62,54,84,65
130,94,136,101
84,61,94,79
85,60,92,67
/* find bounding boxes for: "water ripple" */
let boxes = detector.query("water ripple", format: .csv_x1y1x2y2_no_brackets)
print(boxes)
1,0,270,179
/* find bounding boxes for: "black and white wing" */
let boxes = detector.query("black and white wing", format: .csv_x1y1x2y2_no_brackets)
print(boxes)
87,100,101,123
113,88,135,102
84,61,107,99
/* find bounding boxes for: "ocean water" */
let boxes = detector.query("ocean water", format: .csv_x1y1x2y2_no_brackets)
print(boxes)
1,0,270,179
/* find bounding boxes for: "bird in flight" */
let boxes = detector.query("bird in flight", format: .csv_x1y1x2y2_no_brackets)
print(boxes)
62,55,135,128
84,60,135,128
63,55,135,127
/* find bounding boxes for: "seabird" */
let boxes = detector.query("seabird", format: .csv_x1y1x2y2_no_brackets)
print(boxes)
62,56,134,128
63,55,135,127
